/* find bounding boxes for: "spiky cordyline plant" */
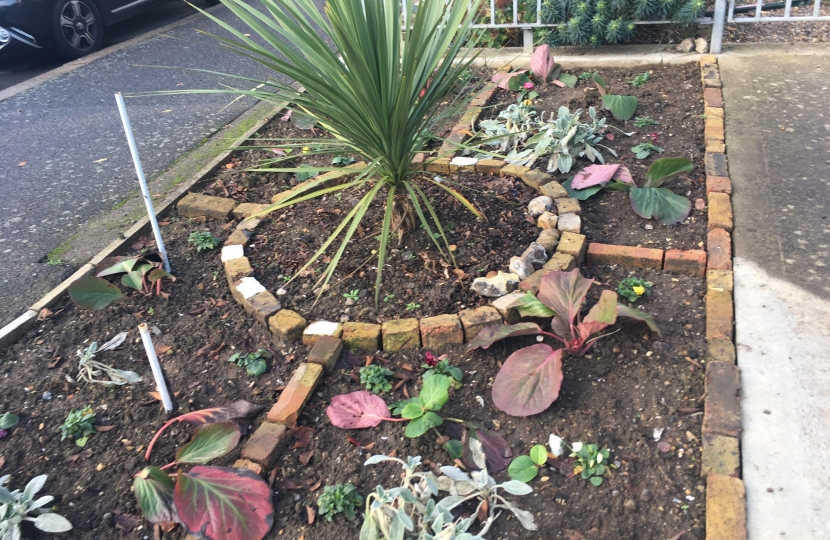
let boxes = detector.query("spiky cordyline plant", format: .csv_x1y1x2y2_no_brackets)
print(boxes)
164,0,485,304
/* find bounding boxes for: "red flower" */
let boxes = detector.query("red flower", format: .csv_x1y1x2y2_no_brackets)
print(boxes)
424,351,438,368
648,132,659,144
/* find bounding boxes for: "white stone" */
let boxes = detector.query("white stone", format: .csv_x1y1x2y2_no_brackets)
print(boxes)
471,271,520,298
509,256,534,280
527,196,553,217
557,213,582,234
537,212,558,230
536,229,561,253
221,244,244,262
491,291,527,313
450,156,478,167
676,38,694,53
235,277,266,299
694,37,709,53
521,242,548,269
304,320,340,339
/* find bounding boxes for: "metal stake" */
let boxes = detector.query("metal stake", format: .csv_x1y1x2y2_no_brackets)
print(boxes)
138,323,174,412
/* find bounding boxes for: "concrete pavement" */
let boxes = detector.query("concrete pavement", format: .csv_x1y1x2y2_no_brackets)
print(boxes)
718,43,830,539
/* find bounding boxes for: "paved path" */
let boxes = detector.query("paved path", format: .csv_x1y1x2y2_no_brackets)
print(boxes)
719,43,830,539
0,2,322,327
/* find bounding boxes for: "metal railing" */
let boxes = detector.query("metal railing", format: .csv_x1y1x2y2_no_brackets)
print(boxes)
727,0,829,23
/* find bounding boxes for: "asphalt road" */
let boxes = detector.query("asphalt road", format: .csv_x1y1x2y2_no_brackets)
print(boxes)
0,1,324,327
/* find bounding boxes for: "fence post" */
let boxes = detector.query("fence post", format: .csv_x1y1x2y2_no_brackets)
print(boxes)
522,27,533,53
710,0,727,54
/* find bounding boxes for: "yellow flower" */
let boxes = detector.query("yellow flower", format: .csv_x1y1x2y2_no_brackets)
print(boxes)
633,285,645,296
522,99,533,106
301,146,311,154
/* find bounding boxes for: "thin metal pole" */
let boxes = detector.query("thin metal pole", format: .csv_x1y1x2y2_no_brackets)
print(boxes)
711,0,727,53
114,92,171,273
138,323,174,412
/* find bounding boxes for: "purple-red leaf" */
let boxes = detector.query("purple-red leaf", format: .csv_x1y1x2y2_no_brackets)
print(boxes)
463,427,513,473
491,70,527,90
571,164,634,190
538,270,594,341
492,344,564,417
578,290,618,340
134,467,177,525
466,322,541,350
326,391,392,429
530,45,556,83
175,466,274,540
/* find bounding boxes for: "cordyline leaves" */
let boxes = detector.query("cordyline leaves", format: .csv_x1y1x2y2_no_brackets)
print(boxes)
492,344,564,417
326,391,393,429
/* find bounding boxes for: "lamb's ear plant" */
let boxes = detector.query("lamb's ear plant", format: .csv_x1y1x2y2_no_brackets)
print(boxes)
0,475,73,537
153,0,486,305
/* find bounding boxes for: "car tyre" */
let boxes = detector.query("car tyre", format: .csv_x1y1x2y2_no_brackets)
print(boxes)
51,0,105,60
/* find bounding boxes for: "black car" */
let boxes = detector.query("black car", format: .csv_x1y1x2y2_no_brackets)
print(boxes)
0,0,219,59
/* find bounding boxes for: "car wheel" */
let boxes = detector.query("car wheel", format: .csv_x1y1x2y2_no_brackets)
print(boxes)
51,0,104,60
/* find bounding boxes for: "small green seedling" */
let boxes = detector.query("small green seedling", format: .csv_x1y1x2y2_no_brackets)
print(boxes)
60,406,96,447
508,444,549,482
405,302,421,311
332,156,356,167
46,256,64,266
578,71,593,81
188,231,220,252
317,483,363,521
631,142,664,160
343,289,360,302
616,276,653,303
633,116,659,128
228,349,270,376
147,307,155,316
392,374,451,438
422,352,462,388
383,293,395,302
570,442,612,486
630,72,650,87
359,365,393,395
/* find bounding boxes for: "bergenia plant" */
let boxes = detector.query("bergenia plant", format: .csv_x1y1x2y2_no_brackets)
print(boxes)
68,253,175,310
467,269,660,416
529,45,577,88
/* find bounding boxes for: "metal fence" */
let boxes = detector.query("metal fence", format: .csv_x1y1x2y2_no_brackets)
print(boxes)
727,0,829,23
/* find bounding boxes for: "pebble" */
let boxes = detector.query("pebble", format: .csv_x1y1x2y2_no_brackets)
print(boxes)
623,499,637,512
340,315,350,323
557,213,581,234
345,298,356,306
640,489,652,502
42,392,52,401
508,256,535,280
277,288,287,296
676,37,695,52
644,224,654,230
527,196,553,217
521,242,548,269
96,463,106,471
471,271,520,297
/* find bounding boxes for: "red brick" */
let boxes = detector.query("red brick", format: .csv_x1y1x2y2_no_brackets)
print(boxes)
307,336,343,373
707,229,732,271
420,314,464,350
267,363,323,425
663,249,706,277
706,339,736,364
233,459,265,477
587,243,663,269
240,421,289,469
706,289,734,342
706,474,747,540
458,306,502,342
470,85,497,107
704,87,724,108
410,153,426,170
708,192,734,232
705,105,724,119
706,175,732,194
703,361,741,438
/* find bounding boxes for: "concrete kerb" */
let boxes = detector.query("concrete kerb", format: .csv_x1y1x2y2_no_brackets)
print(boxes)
466,44,704,70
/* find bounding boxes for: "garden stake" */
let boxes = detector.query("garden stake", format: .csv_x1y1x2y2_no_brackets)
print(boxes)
138,323,174,412
114,92,171,273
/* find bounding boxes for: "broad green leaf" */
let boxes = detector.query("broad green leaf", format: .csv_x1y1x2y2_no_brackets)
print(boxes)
557,73,577,88
645,157,694,187
121,271,144,290
562,176,603,201
591,72,608,94
360,514,380,540
134,466,177,524
590,476,603,486
491,344,564,417
290,110,317,130
616,304,662,337
538,269,594,342
506,293,556,318
176,422,241,464
578,289,618,340
404,412,443,438
629,187,692,225
68,276,123,310
507,456,538,482
148,268,174,283
400,403,425,420
602,94,638,121
246,359,267,377
175,466,274,540
0,412,18,430
466,322,542,350
443,439,463,459
97,257,140,277
419,374,450,411
529,445,548,466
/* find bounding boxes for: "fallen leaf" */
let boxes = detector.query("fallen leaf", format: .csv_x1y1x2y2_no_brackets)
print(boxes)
94,425,116,432
188,381,201,389
666,531,689,540
298,450,314,466
453,268,469,280
112,510,140,531
48,356,63,369
18,161,26,167
476,498,488,523
154,345,172,355
93,158,108,163
149,391,180,401
159,522,177,533
387,449,397,458
37,308,54,321
158,221,170,226
0,455,4,469
564,530,584,540
225,163,235,169
346,436,363,447
305,505,316,525
153,524,162,540
363,442,376,450
678,407,701,414
65,448,94,465
291,426,314,449
276,480,301,490
196,343,222,357
657,441,672,453
161,109,173,113
309,479,322,492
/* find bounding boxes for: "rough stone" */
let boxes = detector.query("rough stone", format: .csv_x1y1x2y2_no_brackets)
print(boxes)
706,474,747,540
527,196,553,217
490,291,526,323
342,322,382,351
707,228,733,271
706,140,726,154
536,229,561,253
231,277,265,305
420,314,464,349
458,306,503,342
268,310,307,342
471,271,519,297
233,202,269,220
555,232,587,263
708,192,734,232
536,212,558,230
543,253,576,272
706,339,737,364
703,361,742,438
702,434,741,477
221,244,244,262
708,270,734,292
557,213,581,234
381,318,421,351
520,170,553,190
425,157,451,174
706,289,734,341
508,256,534,280
539,181,568,199
243,291,281,325
267,363,324,425
225,228,252,246
676,37,694,52
307,336,343,372
232,459,265,477
705,105,724,119
663,249,707,277
695,37,708,53
302,320,343,346
500,164,531,179
474,159,505,175
521,242,548,269
240,421,289,468
555,198,581,215
519,269,547,295
177,193,237,220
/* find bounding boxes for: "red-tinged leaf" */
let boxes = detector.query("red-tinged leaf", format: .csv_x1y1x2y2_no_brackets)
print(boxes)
309,479,322,492
491,70,527,90
466,322,541,350
175,466,274,540
616,304,661,337
578,290,618,340
346,436,363,447
155,345,172,355
492,344,564,417
298,450,313,466
538,270,593,342
657,441,671,452
571,164,620,190
176,422,241,464
291,426,314,449
306,505,316,525
463,426,512,473
612,165,634,184
134,467,177,524
530,44,556,82
113,510,141,532
552,79,565,88
326,391,392,429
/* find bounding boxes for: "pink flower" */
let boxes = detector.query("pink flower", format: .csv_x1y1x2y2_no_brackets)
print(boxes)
424,352,438,368
523,82,534,89
649,132,659,144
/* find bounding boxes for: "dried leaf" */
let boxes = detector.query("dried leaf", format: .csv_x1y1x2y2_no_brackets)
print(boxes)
299,450,314,466
225,163,235,169
678,407,701,414
48,357,63,369
94,425,116,432
657,441,672,453
453,269,469,280
37,308,54,321
476,498,488,523
666,530,689,540
0,455,5,469
564,530,584,540
113,511,141,532
18,161,27,167
346,436,363,447
309,479,322,492
65,448,94,465
277,480,301,490
93,158,109,164
305,505,316,525
291,426,314,449
155,345,172,355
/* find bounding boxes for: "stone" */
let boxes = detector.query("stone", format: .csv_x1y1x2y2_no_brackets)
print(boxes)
623,499,637,512
240,421,289,468
509,256,534,280
556,232,588,263
705,117,725,142
221,244,245,262
706,474,747,540
475,159,506,175
500,164,531,179
706,339,736,364
639,489,652,502
702,434,740,477
543,253,576,272
706,289,734,341
706,140,726,154
555,198,581,215
381,318,421,351
676,37,695,52
536,229,561,253
458,306,502,341
694,37,709,53
302,320,343,346
425,157,451,174
539,181,568,199
663,249,707,277
232,277,266,305
420,314,464,349
268,310,307,342
703,361,741,438
225,228,252,246
450,156,478,171
491,291,526,324
707,228,732,271
527,196,553,217
708,192,733,232
705,105,724,119
267,363,324,424
471,271,519,297
307,336,343,372
521,242,548,269
243,291,281,325
224,257,254,285
519,269,547,295
177,193,237,220
520,170,553,190
233,202,269,220
708,270,734,292
557,213,581,234
341,322,381,351
232,459,265,477
706,175,732,194
536,212,558,230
